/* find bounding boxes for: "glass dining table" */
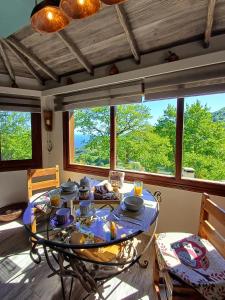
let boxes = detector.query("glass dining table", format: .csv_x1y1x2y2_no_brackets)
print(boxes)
23,182,160,299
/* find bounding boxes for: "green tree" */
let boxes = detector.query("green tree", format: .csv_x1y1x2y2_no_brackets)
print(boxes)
74,100,225,182
183,101,225,180
155,101,225,180
74,104,174,173
0,111,32,160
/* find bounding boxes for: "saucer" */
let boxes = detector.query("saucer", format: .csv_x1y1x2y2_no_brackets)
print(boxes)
50,215,74,228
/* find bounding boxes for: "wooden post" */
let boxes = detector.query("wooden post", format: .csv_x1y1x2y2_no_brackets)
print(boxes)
198,193,209,238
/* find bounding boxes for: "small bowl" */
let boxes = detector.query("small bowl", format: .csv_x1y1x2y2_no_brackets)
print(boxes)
123,196,144,212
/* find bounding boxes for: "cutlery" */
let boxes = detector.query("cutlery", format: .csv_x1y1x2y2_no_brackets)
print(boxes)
112,213,142,226
117,212,143,221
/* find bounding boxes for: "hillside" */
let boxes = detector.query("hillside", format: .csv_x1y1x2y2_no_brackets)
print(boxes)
212,107,225,122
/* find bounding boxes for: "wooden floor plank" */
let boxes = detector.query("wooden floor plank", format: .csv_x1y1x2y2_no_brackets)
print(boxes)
0,219,157,300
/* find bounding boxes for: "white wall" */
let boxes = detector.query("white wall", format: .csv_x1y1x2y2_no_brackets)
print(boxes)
0,108,224,234
0,97,53,207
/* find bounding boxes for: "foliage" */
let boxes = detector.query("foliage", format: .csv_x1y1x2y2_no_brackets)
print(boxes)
74,100,225,181
0,111,32,160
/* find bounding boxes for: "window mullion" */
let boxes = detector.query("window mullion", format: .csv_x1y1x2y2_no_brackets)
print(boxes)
110,106,116,170
175,98,184,181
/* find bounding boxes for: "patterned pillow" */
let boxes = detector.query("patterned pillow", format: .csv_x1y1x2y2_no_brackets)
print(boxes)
155,232,225,300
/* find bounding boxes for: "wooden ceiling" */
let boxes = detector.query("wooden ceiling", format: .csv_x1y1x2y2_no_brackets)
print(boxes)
0,0,225,86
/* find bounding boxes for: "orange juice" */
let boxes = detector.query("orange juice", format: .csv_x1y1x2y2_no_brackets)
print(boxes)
134,186,142,196
134,181,143,196
50,189,61,206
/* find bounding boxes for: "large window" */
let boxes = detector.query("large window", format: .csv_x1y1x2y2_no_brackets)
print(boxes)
0,111,42,171
64,93,225,195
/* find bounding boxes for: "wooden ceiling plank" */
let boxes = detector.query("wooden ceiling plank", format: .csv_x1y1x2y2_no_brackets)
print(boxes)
115,4,140,63
7,37,59,81
57,31,93,74
0,41,16,85
204,0,217,48
0,38,44,85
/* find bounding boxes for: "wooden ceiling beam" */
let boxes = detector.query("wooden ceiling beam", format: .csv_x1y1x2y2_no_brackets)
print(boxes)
0,41,16,86
57,31,93,74
204,0,217,48
0,86,41,97
7,37,59,82
0,38,44,85
115,4,140,63
43,49,225,97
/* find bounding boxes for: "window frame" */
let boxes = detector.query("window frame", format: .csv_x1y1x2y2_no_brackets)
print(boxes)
0,112,42,171
63,99,225,196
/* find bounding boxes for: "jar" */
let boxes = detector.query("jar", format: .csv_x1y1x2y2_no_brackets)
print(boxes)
79,186,90,200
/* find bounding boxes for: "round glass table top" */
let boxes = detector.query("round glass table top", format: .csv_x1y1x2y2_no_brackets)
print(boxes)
23,184,159,250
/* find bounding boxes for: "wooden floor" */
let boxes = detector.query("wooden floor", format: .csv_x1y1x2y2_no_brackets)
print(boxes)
0,219,157,300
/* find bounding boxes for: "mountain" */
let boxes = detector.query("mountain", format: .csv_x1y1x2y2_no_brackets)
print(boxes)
212,107,225,122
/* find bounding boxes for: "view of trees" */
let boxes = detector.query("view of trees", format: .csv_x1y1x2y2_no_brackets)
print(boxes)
2,99,225,182
74,99,225,182
0,111,32,160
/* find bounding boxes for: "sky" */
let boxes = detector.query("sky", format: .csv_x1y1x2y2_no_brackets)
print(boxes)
145,93,225,125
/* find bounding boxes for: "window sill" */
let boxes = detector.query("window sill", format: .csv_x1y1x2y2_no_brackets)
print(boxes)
64,163,225,196
0,160,42,172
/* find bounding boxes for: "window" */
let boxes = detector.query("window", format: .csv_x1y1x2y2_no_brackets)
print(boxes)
72,107,110,168
64,93,225,196
182,94,225,182
116,100,177,175
0,111,42,171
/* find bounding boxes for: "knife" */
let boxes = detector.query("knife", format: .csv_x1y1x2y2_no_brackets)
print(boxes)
112,213,142,226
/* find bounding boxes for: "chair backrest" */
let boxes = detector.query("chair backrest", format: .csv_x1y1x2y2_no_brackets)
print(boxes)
27,165,60,199
198,193,225,258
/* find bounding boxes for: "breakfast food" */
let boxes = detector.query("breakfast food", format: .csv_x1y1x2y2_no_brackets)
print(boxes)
94,183,119,200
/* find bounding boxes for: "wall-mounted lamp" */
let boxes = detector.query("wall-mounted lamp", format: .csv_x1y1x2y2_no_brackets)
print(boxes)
43,110,53,131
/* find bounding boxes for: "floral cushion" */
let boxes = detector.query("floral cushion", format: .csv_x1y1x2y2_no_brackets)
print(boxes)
155,232,225,300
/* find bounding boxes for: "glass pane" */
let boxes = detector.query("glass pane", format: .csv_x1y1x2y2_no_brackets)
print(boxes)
73,107,110,167
116,100,177,175
183,94,225,182
0,111,32,160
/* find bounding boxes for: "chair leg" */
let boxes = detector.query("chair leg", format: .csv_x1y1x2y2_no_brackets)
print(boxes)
68,277,74,300
61,276,66,300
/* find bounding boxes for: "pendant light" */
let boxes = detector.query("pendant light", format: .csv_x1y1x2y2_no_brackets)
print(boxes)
100,0,126,5
60,0,100,19
31,0,70,33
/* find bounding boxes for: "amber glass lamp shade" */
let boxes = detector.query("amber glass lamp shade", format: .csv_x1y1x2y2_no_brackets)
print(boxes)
60,0,100,19
31,0,70,33
100,0,126,4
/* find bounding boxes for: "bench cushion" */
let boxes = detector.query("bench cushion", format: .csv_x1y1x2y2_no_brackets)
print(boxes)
155,232,225,300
